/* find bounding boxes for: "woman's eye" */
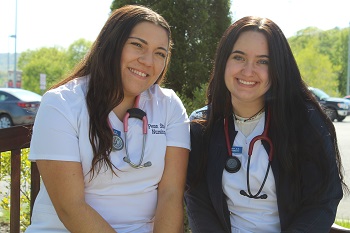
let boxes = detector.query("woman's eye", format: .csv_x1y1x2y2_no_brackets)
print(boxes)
233,55,244,61
131,42,142,48
156,52,166,58
258,59,269,65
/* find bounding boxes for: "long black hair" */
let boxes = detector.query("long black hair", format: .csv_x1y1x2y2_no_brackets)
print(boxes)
202,16,347,198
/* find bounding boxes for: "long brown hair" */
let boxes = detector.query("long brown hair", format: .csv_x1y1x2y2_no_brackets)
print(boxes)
51,5,173,178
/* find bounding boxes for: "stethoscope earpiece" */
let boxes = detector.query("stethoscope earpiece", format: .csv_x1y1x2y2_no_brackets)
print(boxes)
240,190,267,199
143,161,152,167
123,157,152,168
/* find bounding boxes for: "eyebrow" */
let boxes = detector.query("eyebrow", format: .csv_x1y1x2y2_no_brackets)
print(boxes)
231,50,269,58
129,36,168,52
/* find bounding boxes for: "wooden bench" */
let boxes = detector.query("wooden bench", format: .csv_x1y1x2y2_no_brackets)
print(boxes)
0,124,349,233
0,124,40,233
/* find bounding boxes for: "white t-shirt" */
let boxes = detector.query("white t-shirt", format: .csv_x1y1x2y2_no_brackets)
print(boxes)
222,115,281,233
26,77,190,233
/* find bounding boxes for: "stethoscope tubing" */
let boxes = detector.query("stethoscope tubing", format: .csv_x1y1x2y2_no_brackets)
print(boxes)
224,107,273,199
123,95,148,134
109,95,151,168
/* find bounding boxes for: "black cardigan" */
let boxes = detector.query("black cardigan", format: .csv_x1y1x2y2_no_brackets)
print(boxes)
185,109,343,233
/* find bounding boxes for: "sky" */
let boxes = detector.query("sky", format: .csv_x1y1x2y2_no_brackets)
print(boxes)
0,0,350,54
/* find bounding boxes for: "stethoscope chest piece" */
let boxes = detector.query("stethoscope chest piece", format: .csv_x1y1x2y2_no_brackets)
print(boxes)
225,156,241,173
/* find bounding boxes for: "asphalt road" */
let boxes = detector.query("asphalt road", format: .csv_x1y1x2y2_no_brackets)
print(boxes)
334,117,350,220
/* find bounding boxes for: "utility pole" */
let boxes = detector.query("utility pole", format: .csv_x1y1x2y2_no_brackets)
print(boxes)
13,0,18,87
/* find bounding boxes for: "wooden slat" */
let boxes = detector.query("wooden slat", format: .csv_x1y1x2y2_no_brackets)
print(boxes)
10,149,21,233
0,124,33,151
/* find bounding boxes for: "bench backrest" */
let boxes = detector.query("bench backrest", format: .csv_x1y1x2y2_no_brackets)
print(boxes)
0,124,40,233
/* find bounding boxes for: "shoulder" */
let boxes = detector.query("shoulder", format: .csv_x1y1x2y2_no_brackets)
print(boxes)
304,103,329,133
301,103,335,149
142,84,185,109
42,77,88,108
143,84,177,98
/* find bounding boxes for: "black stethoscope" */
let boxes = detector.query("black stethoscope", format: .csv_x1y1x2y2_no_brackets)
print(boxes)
109,95,152,169
224,107,274,199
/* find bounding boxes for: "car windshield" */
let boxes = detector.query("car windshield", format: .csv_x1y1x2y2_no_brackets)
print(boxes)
7,89,42,102
312,88,330,100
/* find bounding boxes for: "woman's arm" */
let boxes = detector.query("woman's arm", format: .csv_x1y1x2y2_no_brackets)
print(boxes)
153,146,189,233
282,112,343,232
185,174,228,233
37,160,117,233
184,122,229,233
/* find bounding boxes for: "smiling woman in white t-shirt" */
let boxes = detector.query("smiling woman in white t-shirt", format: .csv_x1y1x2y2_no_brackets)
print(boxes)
25,5,190,233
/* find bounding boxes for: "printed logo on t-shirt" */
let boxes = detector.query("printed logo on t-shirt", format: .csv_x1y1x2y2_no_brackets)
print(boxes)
148,123,166,135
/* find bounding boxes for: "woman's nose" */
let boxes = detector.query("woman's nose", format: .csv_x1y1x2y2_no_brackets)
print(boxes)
241,62,254,76
138,52,153,66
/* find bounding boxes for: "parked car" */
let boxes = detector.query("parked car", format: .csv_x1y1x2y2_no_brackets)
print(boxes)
309,87,350,122
189,105,208,121
0,88,42,129
344,95,350,101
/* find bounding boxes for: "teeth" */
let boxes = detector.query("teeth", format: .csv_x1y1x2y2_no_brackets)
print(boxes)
129,68,147,77
239,79,255,85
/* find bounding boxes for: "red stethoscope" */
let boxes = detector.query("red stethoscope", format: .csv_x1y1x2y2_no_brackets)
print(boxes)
224,107,274,199
109,95,151,168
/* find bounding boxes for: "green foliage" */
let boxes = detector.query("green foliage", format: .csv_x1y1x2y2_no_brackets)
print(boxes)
17,38,92,93
66,39,93,71
294,42,339,96
111,0,231,100
335,219,350,228
289,27,349,96
177,82,208,116
0,208,10,223
18,47,69,93
0,149,32,231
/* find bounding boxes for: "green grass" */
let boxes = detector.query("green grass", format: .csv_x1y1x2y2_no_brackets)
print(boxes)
335,219,350,228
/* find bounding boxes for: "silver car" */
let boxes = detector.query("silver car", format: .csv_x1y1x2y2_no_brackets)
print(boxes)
0,88,42,129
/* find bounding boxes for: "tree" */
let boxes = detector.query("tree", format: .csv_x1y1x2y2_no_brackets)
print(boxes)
17,39,92,93
66,39,93,71
18,47,69,93
110,0,231,101
319,28,349,95
289,27,350,96
294,42,339,96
